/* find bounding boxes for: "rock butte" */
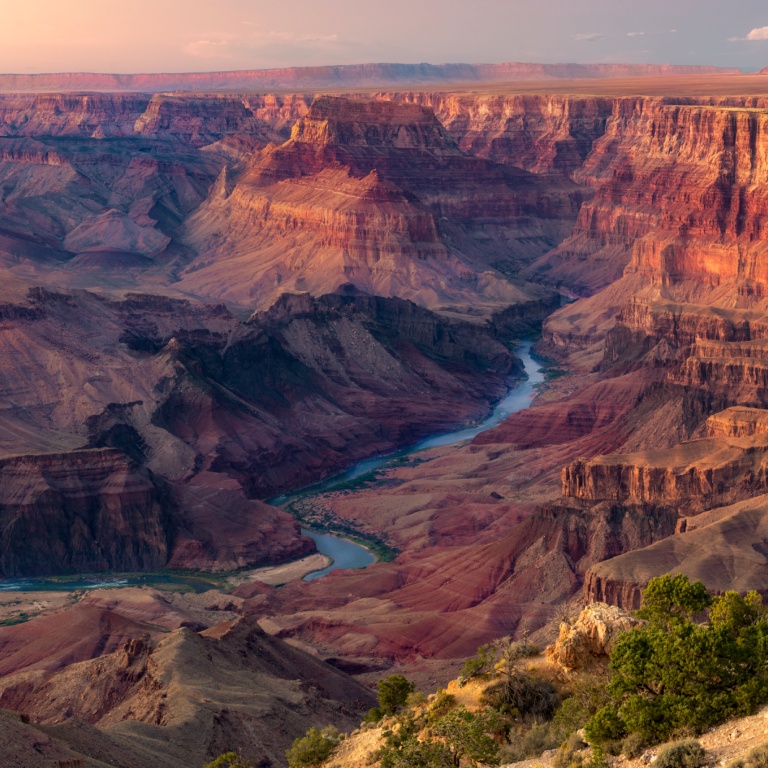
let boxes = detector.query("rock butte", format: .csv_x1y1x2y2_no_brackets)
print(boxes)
1,73,768,763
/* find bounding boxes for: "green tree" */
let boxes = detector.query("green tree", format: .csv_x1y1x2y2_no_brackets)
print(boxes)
378,675,416,716
586,576,768,746
377,706,501,768
203,753,254,768
710,591,765,636
636,574,711,627
428,706,501,767
286,726,340,768
460,643,496,684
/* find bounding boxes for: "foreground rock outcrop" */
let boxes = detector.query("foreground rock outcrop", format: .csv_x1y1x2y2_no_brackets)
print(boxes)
546,602,642,672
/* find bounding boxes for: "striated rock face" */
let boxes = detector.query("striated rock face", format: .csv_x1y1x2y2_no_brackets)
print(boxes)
526,99,768,294
585,495,768,609
387,93,615,175
0,448,312,576
706,407,768,438
0,449,171,577
546,603,642,672
290,96,452,148
180,96,585,310
562,435,768,513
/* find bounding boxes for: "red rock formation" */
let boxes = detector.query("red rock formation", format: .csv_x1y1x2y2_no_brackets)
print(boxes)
526,99,768,294
0,448,312,576
562,435,768,512
384,93,615,175
0,449,171,576
180,96,585,310
0,284,531,576
706,407,768,438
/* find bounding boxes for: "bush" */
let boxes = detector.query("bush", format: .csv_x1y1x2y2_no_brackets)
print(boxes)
726,742,768,768
553,732,586,768
426,690,457,721
406,690,427,708
377,706,500,768
460,643,496,684
377,675,415,716
621,732,646,759
584,706,626,746
549,676,611,744
363,707,383,724
286,726,340,768
481,673,558,720
203,754,253,768
653,740,706,768
499,722,560,763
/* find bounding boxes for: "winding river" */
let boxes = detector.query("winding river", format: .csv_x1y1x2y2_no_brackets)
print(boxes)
291,341,545,580
0,343,544,592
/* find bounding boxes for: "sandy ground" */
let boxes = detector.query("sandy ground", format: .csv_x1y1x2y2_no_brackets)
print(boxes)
231,553,332,586
0,591,76,625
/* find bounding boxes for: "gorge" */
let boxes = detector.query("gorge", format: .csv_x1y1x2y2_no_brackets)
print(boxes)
2,67,768,765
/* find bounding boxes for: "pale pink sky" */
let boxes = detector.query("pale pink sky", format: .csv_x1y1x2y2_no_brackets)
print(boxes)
2,0,768,73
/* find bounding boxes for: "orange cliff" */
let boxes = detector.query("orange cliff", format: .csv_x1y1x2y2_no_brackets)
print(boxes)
523,98,768,295
178,96,586,310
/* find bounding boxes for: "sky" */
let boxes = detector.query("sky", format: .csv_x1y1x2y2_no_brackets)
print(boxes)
2,0,768,74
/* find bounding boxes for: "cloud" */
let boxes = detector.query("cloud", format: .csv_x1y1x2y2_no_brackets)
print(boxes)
266,31,338,44
184,39,230,58
571,33,605,42
183,29,340,61
627,29,677,38
729,26,768,42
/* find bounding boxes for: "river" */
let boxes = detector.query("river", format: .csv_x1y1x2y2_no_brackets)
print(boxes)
0,343,544,592
285,341,545,580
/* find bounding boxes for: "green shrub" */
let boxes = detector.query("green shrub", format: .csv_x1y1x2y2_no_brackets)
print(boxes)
480,673,558,720
377,706,500,768
363,707,383,724
552,732,586,768
286,726,340,768
549,677,611,744
653,740,706,768
726,742,768,768
621,732,646,759
203,753,253,768
406,690,427,708
583,705,626,746
377,675,415,716
426,690,457,721
460,643,496,684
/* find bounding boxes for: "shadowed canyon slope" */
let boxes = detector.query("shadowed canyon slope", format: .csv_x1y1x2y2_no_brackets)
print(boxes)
0,614,375,767
0,285,522,576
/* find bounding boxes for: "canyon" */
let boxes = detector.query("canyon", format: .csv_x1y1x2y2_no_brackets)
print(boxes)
2,69,768,764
